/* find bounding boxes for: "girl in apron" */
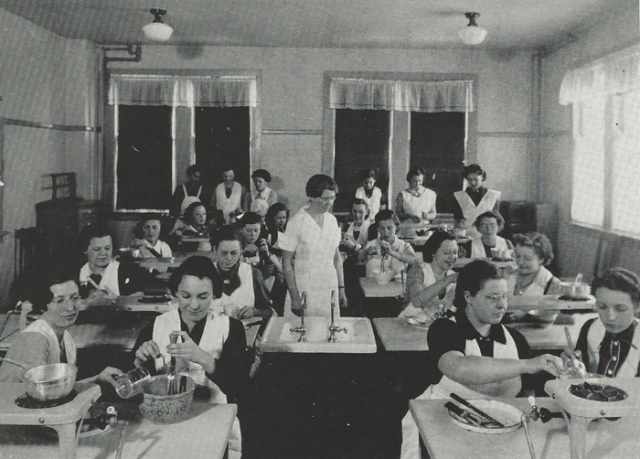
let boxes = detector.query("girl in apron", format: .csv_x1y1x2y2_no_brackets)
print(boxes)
355,169,386,222
453,164,501,238
400,261,563,459
280,175,347,317
395,167,437,223
133,256,247,459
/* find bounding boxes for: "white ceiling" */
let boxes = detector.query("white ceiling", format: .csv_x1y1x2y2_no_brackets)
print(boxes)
0,0,636,50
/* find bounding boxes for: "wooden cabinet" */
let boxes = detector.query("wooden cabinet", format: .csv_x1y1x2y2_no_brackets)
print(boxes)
36,198,102,265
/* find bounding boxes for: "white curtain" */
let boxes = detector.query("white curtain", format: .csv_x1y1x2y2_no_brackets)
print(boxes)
108,74,257,107
328,78,473,113
559,44,640,105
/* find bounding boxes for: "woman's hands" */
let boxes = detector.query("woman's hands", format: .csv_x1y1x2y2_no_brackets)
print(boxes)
340,233,358,251
257,238,271,257
167,331,215,373
525,354,564,377
135,340,162,367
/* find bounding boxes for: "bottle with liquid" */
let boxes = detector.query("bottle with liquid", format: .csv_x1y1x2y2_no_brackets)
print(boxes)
114,367,151,399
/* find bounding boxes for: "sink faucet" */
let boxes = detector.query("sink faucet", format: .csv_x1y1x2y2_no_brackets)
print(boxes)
290,292,308,343
328,290,347,343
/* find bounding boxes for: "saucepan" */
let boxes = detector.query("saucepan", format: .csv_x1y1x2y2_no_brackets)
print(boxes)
0,358,78,401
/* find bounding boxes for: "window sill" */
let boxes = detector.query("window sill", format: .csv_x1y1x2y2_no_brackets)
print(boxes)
568,221,640,243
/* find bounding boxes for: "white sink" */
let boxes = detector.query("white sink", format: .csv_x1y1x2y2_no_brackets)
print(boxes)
258,317,377,353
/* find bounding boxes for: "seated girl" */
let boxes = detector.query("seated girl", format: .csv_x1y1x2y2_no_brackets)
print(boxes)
340,199,372,253
265,203,289,315
355,168,387,222
236,212,282,286
505,232,562,322
395,167,437,223
574,268,640,377
400,260,563,459
0,271,124,386
358,209,419,277
469,211,513,259
211,225,274,322
132,255,247,458
169,202,212,251
78,225,149,299
130,216,172,258
399,231,459,321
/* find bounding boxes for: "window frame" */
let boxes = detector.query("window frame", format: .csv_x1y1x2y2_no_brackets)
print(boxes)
322,71,478,204
104,69,261,212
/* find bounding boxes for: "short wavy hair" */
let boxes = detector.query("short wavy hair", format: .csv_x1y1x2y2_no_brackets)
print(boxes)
406,167,426,182
592,267,640,307
474,211,506,231
512,232,554,266
169,255,222,299
453,260,503,310
462,163,486,180
421,230,457,263
374,209,400,227
305,174,338,198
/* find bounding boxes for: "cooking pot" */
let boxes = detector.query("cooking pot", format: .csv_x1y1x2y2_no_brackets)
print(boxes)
491,248,514,261
0,358,78,401
560,281,591,299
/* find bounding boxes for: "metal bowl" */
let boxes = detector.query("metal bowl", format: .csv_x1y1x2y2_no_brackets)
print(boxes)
560,281,591,299
491,248,514,261
24,363,78,401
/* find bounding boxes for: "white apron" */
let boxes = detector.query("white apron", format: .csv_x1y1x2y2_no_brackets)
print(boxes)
180,184,202,216
364,237,413,278
79,260,121,296
280,208,341,318
137,240,172,259
24,319,77,366
210,262,256,315
344,220,371,246
400,321,520,459
586,319,640,377
400,187,436,221
507,266,555,297
355,186,382,222
216,182,243,223
470,235,510,259
454,189,501,238
152,309,242,458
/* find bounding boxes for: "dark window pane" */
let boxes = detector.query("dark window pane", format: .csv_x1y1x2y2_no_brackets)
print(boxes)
334,109,390,213
410,112,466,214
195,107,251,190
117,106,173,210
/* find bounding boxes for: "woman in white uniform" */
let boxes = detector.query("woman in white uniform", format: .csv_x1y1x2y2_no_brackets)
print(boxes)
453,164,501,238
354,169,386,222
469,211,513,259
211,168,246,224
340,199,372,253
280,174,347,317
400,260,563,459
395,167,437,223
133,256,248,459
244,169,278,213
0,272,123,385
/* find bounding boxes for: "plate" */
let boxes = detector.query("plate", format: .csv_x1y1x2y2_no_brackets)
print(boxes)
406,317,429,328
447,399,523,434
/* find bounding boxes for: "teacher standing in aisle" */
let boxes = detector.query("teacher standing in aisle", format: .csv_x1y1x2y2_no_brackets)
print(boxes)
280,175,347,317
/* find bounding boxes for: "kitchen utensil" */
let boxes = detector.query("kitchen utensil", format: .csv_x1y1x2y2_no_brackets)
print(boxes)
0,358,77,401
139,375,196,424
490,248,514,261
114,367,151,399
522,414,536,459
450,393,505,427
559,280,591,299
564,327,577,359
167,331,180,395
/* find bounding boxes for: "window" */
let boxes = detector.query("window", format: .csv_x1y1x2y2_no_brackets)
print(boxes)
107,73,258,211
324,73,475,215
561,45,640,237
333,109,390,212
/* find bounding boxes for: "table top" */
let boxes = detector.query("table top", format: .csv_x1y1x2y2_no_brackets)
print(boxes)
508,295,596,311
410,397,640,459
135,251,216,270
0,397,237,459
373,313,598,352
359,277,404,298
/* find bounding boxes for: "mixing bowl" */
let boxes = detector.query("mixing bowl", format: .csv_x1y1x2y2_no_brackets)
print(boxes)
139,375,196,424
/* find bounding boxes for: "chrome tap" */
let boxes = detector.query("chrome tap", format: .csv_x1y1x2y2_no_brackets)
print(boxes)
290,292,308,343
328,290,347,343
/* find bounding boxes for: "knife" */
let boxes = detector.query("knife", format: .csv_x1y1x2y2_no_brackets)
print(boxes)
444,402,483,426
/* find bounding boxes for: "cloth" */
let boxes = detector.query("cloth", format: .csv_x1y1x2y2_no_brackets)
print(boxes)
453,188,501,238
470,235,511,259
399,262,455,320
0,319,77,382
576,318,640,377
398,186,436,220
79,260,148,297
210,262,271,315
344,220,371,247
355,186,385,221
136,240,172,259
279,207,341,317
213,182,244,223
400,311,529,459
507,266,559,297
364,237,416,278
244,186,278,213
144,308,244,459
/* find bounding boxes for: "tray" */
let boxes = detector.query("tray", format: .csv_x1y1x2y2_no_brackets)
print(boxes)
448,399,523,434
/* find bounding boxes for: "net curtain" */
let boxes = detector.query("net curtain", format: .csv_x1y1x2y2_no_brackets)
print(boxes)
328,78,474,113
108,74,258,107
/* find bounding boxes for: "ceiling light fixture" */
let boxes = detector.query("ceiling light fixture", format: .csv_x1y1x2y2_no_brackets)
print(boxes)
142,8,173,42
458,12,487,46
